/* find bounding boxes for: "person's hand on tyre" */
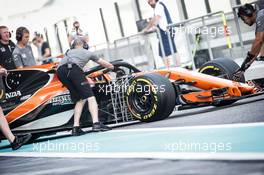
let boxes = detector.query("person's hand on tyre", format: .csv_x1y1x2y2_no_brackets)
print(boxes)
233,68,244,82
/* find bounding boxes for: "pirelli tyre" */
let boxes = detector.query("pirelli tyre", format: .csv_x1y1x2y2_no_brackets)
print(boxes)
199,58,245,83
126,74,176,122
199,58,246,106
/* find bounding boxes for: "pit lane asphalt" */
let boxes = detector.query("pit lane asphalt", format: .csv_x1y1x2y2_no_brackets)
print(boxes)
120,94,264,129
0,94,264,175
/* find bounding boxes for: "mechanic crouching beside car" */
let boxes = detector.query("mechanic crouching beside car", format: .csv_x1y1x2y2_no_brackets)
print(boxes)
233,3,264,80
56,38,114,136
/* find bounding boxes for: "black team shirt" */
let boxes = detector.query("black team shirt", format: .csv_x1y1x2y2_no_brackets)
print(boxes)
0,40,16,70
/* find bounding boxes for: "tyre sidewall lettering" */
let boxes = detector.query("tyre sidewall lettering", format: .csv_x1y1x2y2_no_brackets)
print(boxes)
126,78,158,120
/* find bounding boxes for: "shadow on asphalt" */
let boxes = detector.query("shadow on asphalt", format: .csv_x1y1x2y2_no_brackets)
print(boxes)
169,96,264,119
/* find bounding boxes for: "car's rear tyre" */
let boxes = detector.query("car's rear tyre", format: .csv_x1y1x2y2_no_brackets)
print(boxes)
126,73,176,122
199,58,245,106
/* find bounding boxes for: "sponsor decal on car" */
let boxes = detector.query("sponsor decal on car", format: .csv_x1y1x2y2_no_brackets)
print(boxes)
47,94,73,106
20,94,32,101
5,91,22,99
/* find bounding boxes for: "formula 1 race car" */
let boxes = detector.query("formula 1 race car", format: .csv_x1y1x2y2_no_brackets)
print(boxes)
0,58,263,140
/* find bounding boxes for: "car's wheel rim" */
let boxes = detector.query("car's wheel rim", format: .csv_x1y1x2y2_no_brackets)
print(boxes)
129,82,154,114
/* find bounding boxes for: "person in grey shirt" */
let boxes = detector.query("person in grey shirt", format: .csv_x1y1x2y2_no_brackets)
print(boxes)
233,4,264,81
12,27,36,68
58,46,98,70
57,38,114,136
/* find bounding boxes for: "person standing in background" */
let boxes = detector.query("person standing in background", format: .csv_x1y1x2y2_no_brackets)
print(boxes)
35,33,52,64
12,27,36,68
0,26,16,70
68,21,89,50
143,0,180,68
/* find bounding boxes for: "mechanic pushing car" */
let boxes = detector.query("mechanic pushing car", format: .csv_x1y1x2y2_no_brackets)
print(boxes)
233,3,264,80
56,38,114,136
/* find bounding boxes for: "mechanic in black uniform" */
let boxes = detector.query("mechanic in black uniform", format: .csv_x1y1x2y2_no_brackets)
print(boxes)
0,26,16,70
0,66,32,150
57,38,114,136
233,4,264,80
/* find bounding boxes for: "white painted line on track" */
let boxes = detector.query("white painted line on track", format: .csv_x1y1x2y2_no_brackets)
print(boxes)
109,122,264,133
39,122,264,138
1,152,264,160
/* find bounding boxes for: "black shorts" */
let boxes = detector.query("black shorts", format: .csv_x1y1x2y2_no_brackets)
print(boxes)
57,64,94,103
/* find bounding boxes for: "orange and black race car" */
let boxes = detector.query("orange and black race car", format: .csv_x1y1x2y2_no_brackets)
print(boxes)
0,58,263,139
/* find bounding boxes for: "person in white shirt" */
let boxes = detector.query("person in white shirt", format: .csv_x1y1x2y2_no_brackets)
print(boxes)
143,0,180,68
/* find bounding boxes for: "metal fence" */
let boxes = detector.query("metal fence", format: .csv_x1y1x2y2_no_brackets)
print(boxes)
165,1,260,69
89,31,160,71
50,2,260,71
166,11,233,69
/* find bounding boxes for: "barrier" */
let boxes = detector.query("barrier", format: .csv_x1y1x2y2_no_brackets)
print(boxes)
89,31,159,71
166,11,233,69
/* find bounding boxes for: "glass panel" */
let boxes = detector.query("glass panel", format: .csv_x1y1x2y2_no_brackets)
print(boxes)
209,0,232,12
241,0,256,4
118,0,138,36
139,0,181,22
57,21,69,53
185,0,207,18
46,26,61,56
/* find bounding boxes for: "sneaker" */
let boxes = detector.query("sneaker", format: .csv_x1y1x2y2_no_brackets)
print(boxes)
72,126,86,136
92,122,112,132
257,56,264,61
11,134,32,150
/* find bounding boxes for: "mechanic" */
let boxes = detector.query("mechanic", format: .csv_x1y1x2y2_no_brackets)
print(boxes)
0,66,32,150
233,3,264,80
56,38,114,136
12,27,36,68
0,26,16,70
68,21,89,50
257,0,264,57
143,0,180,68
35,33,52,64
